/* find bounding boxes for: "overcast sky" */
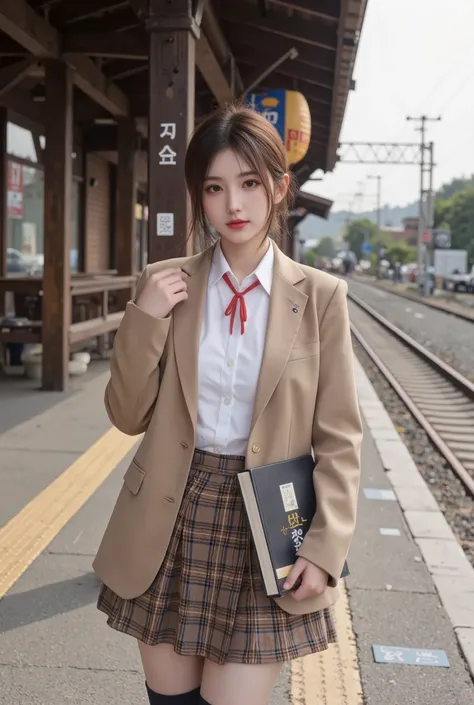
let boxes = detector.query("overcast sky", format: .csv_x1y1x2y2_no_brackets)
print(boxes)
303,0,474,213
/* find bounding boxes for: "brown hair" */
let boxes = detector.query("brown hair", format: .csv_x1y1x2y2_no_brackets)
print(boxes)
185,103,295,249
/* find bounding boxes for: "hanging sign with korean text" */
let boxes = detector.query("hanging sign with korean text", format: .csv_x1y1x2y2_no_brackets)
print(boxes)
246,90,311,165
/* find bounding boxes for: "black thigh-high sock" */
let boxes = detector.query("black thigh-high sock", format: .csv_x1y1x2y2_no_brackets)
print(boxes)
145,683,201,705
198,698,211,705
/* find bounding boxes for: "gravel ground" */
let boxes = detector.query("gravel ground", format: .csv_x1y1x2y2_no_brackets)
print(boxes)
348,277,474,382
353,338,474,567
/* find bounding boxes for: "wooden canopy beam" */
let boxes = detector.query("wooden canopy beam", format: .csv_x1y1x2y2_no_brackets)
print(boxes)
237,56,333,91
269,0,340,21
0,0,59,57
62,30,148,60
63,54,129,116
224,26,335,72
0,0,130,116
0,59,39,97
195,33,233,106
218,6,338,50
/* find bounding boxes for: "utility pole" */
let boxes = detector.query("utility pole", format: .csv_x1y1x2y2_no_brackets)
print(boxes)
406,115,441,295
368,174,382,277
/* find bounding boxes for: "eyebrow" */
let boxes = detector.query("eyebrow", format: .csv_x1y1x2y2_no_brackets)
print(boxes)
204,171,258,181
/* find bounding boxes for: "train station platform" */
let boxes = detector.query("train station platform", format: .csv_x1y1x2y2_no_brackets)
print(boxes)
1,359,474,704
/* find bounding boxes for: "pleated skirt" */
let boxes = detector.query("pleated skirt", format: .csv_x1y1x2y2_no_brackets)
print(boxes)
97,449,337,664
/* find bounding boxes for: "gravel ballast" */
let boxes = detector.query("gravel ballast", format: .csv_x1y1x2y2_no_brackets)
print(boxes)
353,338,474,568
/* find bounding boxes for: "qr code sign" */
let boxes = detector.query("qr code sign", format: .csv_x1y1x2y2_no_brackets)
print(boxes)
280,483,298,512
157,213,174,236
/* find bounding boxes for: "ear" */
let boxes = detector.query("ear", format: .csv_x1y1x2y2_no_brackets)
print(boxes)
273,173,290,205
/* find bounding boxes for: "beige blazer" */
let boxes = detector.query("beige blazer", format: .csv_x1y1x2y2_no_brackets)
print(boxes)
93,242,362,615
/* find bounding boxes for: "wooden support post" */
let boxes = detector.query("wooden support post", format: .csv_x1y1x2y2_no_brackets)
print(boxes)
0,107,7,317
116,118,137,312
147,0,197,263
42,61,73,391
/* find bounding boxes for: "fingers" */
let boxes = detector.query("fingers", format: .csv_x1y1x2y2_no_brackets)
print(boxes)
169,277,187,293
283,563,304,592
291,575,326,601
150,267,185,282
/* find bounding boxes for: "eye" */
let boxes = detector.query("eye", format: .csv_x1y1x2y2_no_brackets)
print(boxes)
205,184,222,193
243,179,260,188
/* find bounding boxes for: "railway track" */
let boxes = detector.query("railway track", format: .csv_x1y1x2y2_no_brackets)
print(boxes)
348,291,474,498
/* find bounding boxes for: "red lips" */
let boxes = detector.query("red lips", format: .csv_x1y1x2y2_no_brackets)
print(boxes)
226,219,249,230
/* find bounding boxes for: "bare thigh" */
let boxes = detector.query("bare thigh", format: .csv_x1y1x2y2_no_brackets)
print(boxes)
138,641,205,695
200,660,282,705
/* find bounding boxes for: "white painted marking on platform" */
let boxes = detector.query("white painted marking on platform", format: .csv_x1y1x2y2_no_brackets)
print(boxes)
364,488,397,501
380,528,401,536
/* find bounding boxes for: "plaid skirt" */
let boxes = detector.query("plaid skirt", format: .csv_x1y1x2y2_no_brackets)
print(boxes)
97,449,337,664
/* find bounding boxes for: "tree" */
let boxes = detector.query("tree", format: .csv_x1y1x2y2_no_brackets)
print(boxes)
434,185,474,266
386,242,417,265
344,218,379,260
315,236,336,258
304,249,317,267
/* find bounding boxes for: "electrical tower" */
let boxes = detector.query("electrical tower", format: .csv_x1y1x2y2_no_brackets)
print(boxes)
338,122,441,293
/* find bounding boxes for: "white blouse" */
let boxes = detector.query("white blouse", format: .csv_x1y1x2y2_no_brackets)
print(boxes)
195,241,274,456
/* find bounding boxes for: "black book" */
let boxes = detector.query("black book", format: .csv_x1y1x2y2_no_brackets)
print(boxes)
238,454,349,598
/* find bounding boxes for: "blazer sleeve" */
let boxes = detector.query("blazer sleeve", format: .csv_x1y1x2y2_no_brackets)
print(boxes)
296,279,363,586
104,266,171,436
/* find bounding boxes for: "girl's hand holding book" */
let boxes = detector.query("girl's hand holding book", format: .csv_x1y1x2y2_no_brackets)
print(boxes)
283,558,329,601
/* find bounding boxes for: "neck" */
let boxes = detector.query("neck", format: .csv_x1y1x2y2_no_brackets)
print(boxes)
220,237,271,284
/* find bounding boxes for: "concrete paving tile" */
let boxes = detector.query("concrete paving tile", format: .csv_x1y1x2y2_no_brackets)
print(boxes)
405,511,457,541
0,379,111,453
375,438,416,466
369,428,401,441
416,538,474,578
394,486,440,512
348,589,474,705
365,414,396,429
455,629,474,680
47,455,130,557
0,448,80,525
386,469,428,489
433,576,474,629
0,665,147,705
0,663,291,705
0,553,139,673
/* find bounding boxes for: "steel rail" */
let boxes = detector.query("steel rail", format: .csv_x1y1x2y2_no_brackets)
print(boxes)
348,292,474,499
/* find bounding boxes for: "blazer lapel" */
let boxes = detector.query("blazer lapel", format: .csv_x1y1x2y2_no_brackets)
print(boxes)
173,245,214,428
250,245,308,432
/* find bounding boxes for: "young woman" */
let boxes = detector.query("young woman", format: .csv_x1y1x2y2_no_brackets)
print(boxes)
93,105,362,705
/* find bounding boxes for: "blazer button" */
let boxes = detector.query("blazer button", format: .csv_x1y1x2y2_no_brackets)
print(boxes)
180,441,189,448
252,443,261,453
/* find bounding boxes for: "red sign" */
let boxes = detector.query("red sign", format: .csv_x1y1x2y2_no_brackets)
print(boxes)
7,161,23,218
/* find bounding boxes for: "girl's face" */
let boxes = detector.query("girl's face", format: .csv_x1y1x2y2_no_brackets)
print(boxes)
202,148,288,248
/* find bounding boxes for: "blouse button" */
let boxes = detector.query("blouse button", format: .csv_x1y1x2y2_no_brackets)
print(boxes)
252,443,261,453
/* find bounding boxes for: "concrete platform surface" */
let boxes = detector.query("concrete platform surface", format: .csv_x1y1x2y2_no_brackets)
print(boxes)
0,357,473,704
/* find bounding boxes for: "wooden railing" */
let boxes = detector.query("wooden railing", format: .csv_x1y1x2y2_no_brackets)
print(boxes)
69,275,138,344
0,274,139,347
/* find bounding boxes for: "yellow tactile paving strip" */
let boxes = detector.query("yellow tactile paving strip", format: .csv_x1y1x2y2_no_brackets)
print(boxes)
0,427,138,599
291,582,363,705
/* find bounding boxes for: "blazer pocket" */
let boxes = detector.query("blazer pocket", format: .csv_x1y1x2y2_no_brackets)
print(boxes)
123,459,146,495
288,341,320,362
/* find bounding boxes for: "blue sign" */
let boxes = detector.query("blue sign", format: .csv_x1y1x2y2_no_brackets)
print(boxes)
361,242,373,254
246,90,286,143
373,645,450,667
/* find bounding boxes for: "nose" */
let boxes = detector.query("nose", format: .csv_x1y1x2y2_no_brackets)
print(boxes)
226,186,242,215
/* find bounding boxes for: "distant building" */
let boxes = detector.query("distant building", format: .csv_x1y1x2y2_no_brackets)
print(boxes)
380,217,418,246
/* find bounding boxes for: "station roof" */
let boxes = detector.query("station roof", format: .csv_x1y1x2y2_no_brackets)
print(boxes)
0,0,367,196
